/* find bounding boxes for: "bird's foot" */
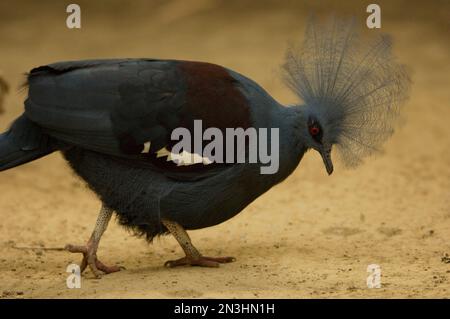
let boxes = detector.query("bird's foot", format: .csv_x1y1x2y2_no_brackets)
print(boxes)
164,255,236,268
65,242,123,278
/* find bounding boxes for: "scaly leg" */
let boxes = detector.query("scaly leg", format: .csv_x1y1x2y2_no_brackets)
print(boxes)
162,219,236,268
65,204,122,278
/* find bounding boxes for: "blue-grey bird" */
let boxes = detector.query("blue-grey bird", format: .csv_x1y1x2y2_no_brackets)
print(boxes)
0,18,409,277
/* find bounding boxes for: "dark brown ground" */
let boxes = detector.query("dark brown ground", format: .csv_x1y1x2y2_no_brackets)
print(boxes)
0,0,449,298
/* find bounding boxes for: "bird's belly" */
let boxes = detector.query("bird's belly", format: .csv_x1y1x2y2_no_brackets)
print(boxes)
61,147,270,231
160,164,281,230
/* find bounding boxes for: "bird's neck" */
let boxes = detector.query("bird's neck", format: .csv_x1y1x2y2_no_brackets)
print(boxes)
254,104,306,186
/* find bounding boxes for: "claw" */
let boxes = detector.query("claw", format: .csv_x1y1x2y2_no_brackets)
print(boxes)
65,243,122,278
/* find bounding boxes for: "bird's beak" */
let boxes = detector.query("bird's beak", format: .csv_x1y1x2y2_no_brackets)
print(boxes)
319,146,333,175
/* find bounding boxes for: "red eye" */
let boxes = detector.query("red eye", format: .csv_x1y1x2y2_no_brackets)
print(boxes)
309,126,320,136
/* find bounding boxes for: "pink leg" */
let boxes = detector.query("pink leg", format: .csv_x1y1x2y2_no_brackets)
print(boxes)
65,205,123,278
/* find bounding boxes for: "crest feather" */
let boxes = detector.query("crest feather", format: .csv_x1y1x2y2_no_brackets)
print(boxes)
282,17,411,167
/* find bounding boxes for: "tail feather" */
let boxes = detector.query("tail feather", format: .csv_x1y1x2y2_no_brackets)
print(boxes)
0,114,55,171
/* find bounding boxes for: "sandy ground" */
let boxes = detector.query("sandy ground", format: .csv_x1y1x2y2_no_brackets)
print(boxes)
0,0,449,299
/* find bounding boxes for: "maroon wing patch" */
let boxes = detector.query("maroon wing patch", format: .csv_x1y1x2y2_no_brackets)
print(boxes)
142,61,253,176
178,61,251,130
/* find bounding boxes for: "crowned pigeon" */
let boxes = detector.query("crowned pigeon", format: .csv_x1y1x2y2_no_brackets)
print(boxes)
0,18,410,277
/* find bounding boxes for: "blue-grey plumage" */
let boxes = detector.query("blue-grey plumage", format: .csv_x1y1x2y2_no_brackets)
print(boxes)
0,18,410,275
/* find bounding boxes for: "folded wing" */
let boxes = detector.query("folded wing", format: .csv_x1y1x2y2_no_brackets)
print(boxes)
25,59,252,179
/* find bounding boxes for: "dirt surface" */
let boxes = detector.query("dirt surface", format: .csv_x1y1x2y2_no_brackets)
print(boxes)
0,0,449,298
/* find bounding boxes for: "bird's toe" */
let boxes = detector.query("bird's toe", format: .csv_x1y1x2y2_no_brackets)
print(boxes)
65,244,88,254
65,242,122,277
202,256,236,263
95,260,124,274
164,256,236,268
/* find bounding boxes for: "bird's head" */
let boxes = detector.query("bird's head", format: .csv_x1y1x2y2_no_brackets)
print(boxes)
283,17,410,175
302,111,334,175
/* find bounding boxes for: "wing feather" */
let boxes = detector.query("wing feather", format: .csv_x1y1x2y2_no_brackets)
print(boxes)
25,59,252,179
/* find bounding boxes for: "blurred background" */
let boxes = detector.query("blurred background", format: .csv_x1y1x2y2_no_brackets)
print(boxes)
0,0,449,298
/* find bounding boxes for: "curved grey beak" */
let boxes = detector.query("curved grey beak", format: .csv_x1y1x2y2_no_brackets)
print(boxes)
319,146,333,175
